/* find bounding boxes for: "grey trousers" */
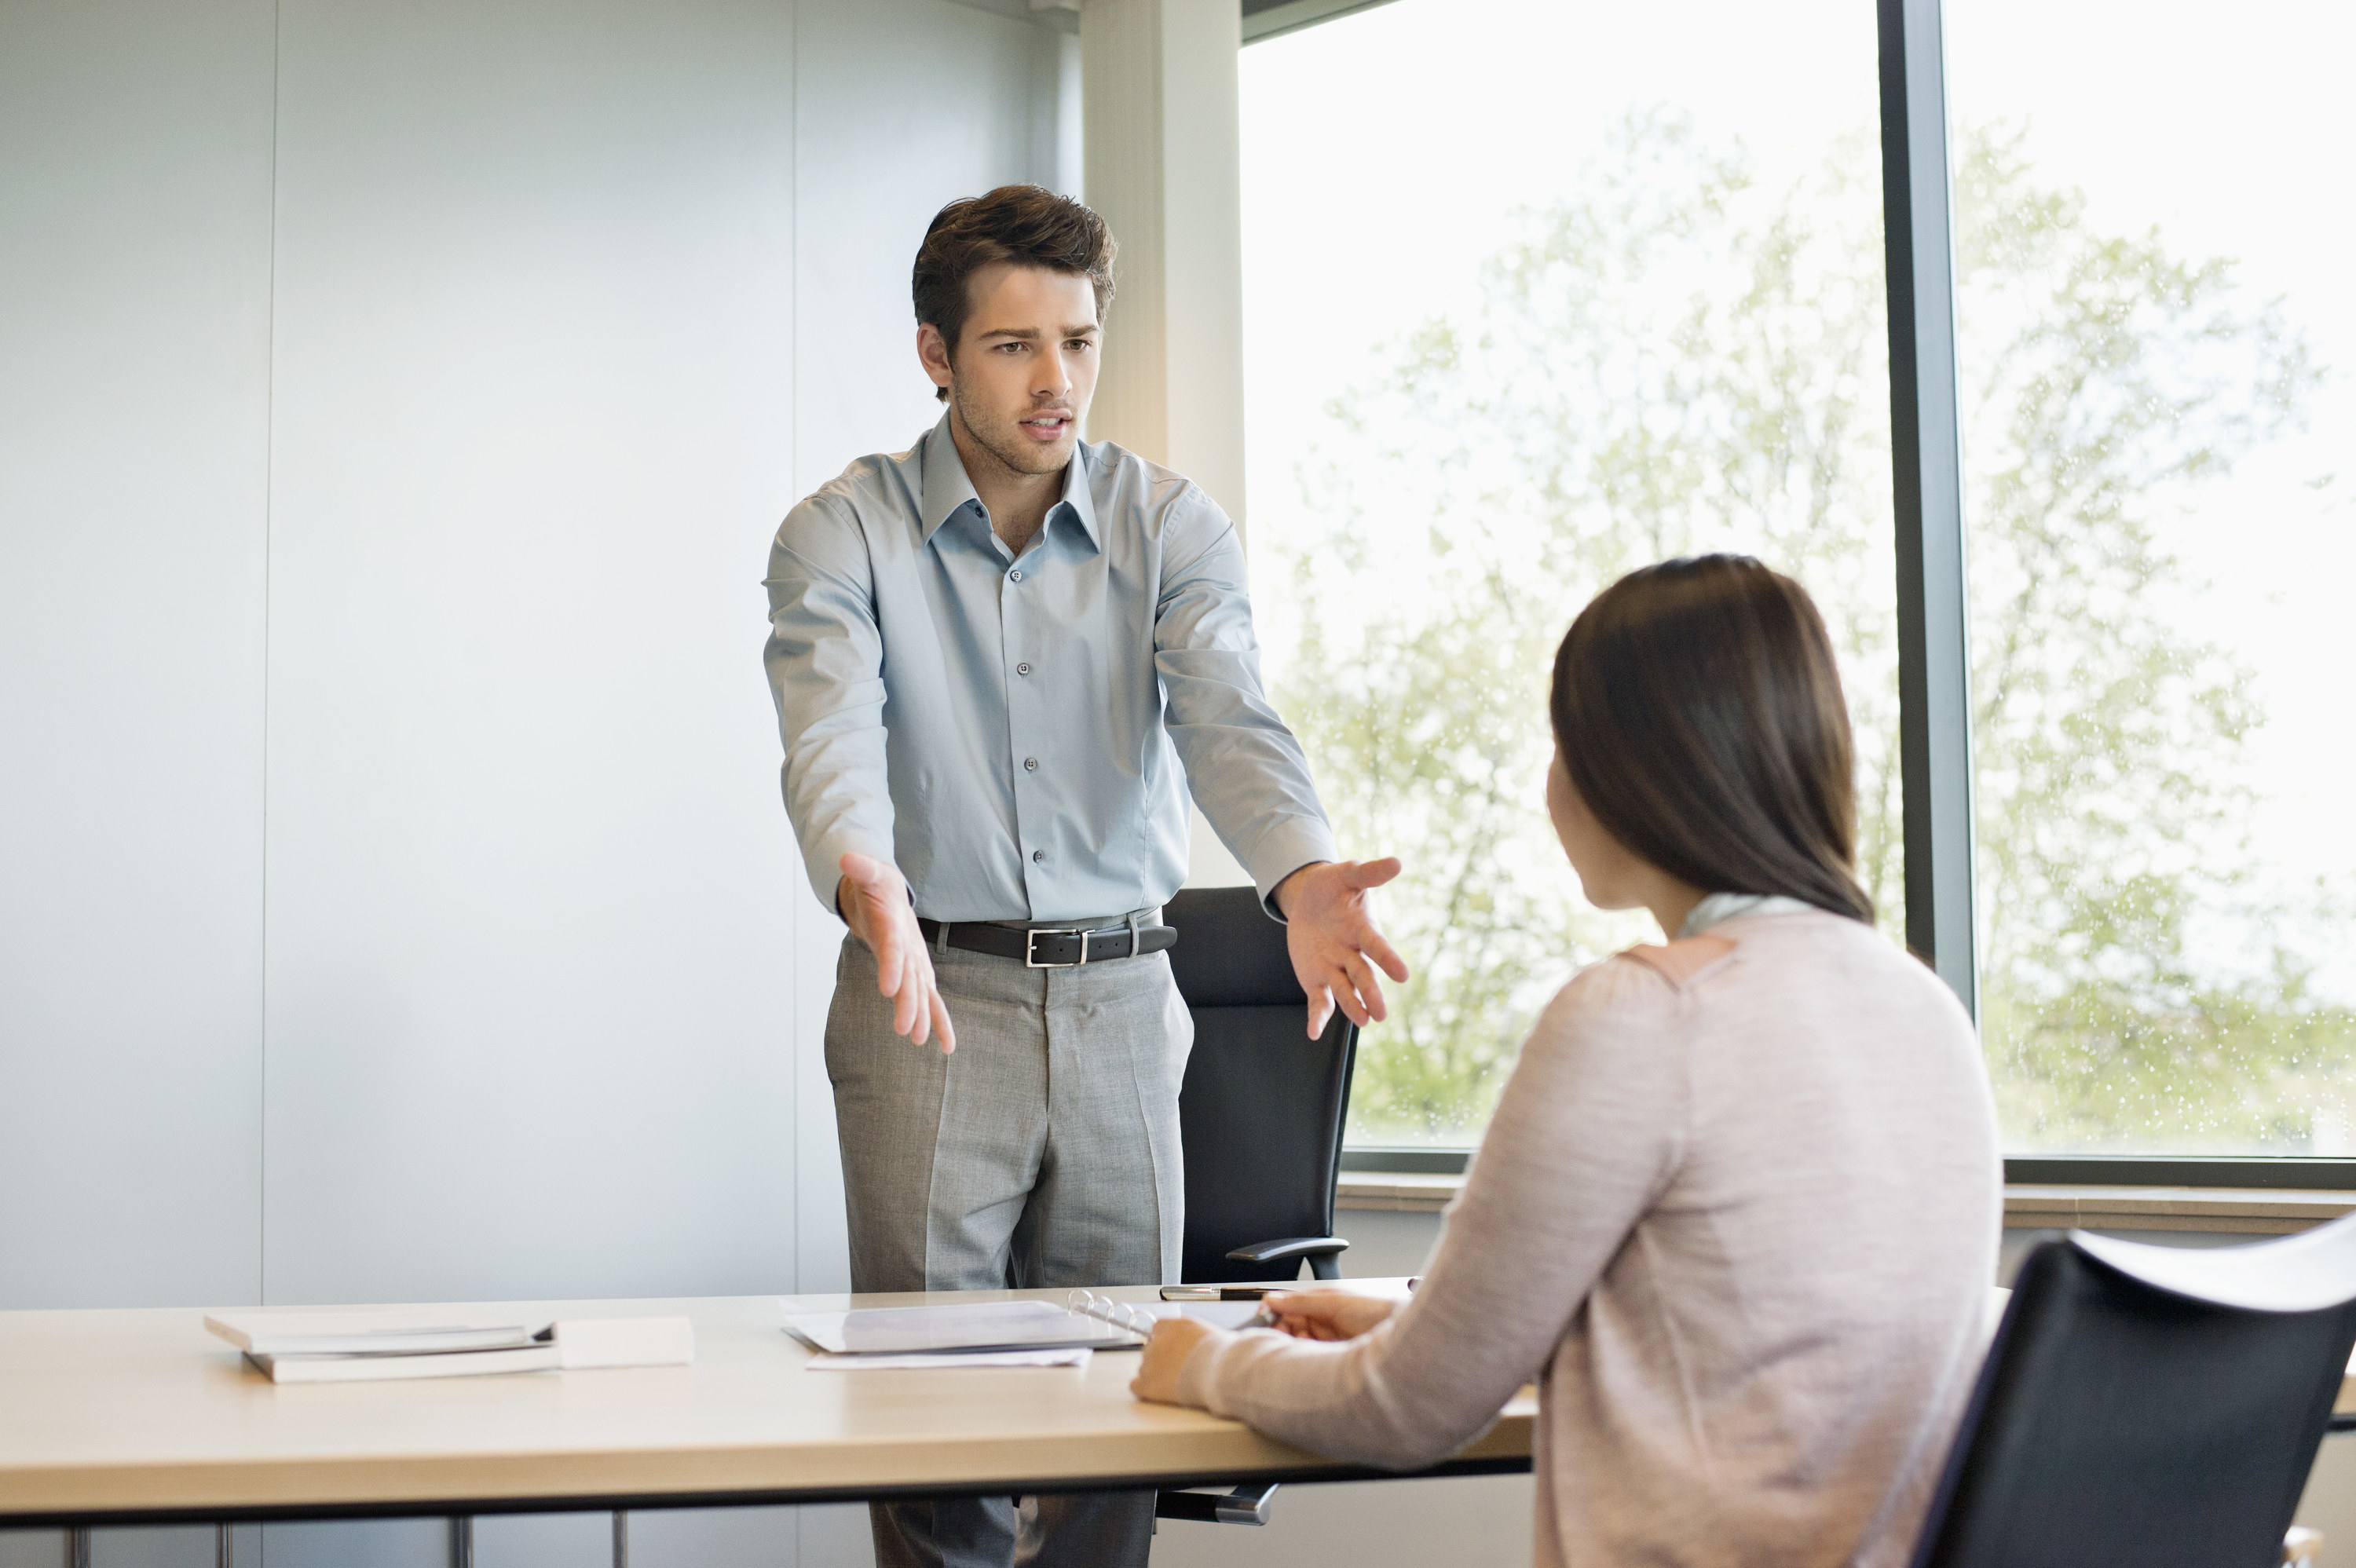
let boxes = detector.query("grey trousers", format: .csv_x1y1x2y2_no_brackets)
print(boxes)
825,931,1193,1568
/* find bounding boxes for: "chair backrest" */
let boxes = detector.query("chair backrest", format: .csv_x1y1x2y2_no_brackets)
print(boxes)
1911,1220,2356,1568
1163,886,1359,1285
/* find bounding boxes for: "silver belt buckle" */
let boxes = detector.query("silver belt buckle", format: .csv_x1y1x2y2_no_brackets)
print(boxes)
1025,926,1091,968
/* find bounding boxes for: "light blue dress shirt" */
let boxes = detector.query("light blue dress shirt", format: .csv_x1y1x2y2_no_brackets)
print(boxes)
763,414,1337,923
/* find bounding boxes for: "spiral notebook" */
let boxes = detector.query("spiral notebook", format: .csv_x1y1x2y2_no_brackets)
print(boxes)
781,1294,1260,1357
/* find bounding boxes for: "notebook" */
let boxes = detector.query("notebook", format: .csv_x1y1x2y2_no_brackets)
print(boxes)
210,1312,696,1383
244,1343,564,1384
203,1308,541,1357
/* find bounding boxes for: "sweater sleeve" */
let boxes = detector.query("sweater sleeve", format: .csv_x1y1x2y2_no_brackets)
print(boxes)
1173,957,1691,1470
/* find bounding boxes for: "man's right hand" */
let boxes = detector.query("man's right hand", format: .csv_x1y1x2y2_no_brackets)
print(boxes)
837,851,955,1053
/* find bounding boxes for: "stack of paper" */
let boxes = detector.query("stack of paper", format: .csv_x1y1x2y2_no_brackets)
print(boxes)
780,1299,1260,1371
783,1301,1140,1357
204,1309,694,1384
803,1347,1096,1371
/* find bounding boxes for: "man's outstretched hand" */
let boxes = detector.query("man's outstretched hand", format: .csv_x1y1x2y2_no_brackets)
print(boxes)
1273,858,1410,1039
837,851,955,1053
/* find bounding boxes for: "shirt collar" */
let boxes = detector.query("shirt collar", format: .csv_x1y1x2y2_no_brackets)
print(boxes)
1056,444,1101,552
917,411,979,541
916,410,1100,553
1679,893,1819,938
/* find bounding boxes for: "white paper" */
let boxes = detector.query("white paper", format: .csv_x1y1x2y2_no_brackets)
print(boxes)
554,1316,695,1369
1096,1300,1264,1332
803,1347,1093,1371
781,1300,1139,1355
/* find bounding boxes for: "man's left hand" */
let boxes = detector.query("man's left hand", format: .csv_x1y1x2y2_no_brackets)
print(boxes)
1274,859,1411,1038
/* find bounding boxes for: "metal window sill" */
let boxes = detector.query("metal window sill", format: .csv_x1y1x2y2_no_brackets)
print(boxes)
1337,1174,2356,1234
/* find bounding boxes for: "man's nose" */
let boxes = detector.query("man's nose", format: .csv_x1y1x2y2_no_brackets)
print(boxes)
1033,351,1072,400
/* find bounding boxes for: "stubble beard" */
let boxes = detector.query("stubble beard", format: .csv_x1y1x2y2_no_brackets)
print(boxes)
949,378,1075,481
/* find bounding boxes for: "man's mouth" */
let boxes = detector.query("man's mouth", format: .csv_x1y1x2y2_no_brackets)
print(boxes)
1019,411,1074,442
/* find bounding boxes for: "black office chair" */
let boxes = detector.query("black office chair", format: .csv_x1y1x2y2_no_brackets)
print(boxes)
1165,884,1358,1285
1909,1218,2356,1568
1151,884,1360,1530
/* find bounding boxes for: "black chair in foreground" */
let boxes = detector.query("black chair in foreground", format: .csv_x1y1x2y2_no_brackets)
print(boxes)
1165,884,1359,1285
1911,1216,2356,1568
1151,884,1363,1530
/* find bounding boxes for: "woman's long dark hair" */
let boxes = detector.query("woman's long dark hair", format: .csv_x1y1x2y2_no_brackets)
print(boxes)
1549,555,1874,923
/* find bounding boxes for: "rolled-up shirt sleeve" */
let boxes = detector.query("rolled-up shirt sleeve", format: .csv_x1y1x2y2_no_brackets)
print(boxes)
1154,487,1341,916
763,496,896,912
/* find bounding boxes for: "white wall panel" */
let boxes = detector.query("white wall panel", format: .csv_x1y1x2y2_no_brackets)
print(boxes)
470,1511,608,1567
260,0,803,1306
90,1524,258,1568
787,0,1075,1299
626,1504,797,1566
259,1518,446,1568
3,0,1066,1558
0,0,273,1311
791,0,1070,487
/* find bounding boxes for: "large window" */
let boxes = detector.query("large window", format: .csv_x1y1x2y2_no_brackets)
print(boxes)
1946,2,2356,1157
1242,0,2356,1168
1242,0,1898,1147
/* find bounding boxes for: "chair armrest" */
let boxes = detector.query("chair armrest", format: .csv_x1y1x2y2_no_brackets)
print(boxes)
1224,1236,1350,1265
1155,1482,1279,1526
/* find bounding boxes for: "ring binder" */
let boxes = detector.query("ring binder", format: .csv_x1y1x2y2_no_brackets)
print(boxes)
1065,1291,1162,1340
1068,1290,1275,1336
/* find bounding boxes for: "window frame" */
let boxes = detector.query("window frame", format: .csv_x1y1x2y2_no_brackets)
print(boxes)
1343,1150,2356,1190
1252,0,2356,1188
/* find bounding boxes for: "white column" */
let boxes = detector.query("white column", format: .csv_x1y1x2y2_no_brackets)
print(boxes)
1079,0,1247,533
1081,0,1256,890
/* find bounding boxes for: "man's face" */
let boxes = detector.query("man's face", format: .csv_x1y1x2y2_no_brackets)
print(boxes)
920,263,1101,479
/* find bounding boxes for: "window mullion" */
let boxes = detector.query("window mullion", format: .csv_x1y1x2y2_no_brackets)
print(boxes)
1877,0,1979,1020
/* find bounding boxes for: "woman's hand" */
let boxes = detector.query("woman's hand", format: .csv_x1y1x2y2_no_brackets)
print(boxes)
1263,1290,1397,1342
1131,1292,1402,1405
1131,1317,1215,1405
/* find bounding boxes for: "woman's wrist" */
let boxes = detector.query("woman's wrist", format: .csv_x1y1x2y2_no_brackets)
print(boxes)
1169,1323,1231,1411
1132,1317,1224,1405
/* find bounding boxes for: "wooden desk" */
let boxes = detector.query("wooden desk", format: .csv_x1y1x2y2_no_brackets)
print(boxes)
0,1287,1535,1528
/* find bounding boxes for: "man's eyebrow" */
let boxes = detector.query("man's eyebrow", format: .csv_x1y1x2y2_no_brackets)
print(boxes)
972,323,1099,342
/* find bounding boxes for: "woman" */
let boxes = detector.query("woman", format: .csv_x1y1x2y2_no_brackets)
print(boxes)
1133,556,1999,1567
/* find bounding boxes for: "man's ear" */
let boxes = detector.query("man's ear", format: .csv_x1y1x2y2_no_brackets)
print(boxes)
916,322,955,397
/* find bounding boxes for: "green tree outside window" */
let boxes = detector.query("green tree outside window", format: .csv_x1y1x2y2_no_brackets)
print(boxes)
1278,113,2350,1151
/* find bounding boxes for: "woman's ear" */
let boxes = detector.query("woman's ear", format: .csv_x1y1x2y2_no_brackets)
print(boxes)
1549,747,1668,919
1546,749,1581,861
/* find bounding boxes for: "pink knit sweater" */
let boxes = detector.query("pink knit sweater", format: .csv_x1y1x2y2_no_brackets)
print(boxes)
1175,907,2001,1567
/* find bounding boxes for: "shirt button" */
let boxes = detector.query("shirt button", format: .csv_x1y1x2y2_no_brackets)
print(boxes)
1016,662,1031,675
1031,849,1045,863
1009,568,1023,583
1024,757,1038,771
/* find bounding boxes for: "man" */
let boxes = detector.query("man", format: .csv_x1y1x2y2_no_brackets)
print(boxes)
762,185,1404,1568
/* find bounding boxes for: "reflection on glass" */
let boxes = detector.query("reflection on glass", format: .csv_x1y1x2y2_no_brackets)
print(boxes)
1242,0,1894,1144
1948,2,2356,1154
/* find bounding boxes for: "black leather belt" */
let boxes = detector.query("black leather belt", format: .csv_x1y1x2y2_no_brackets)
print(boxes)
916,916,1176,968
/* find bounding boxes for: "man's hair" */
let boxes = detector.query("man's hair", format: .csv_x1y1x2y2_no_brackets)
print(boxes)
912,185,1116,402
1549,554,1875,924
